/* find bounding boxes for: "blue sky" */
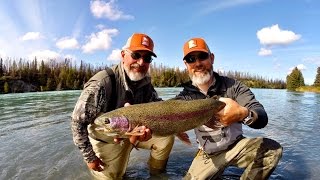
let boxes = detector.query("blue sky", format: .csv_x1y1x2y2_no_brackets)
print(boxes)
0,0,319,85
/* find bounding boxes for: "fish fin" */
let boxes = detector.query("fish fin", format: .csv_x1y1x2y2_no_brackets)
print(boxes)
124,125,144,136
176,132,192,146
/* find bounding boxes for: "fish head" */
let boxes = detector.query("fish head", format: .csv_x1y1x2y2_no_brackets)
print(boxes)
94,116,130,137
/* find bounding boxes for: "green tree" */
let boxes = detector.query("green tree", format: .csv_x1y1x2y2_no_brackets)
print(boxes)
10,59,17,77
46,78,56,91
313,67,320,87
286,67,305,91
66,68,76,89
0,58,3,76
4,81,9,93
57,68,67,90
39,60,47,86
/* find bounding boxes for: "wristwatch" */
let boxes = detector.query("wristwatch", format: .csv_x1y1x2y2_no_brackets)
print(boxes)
242,110,254,125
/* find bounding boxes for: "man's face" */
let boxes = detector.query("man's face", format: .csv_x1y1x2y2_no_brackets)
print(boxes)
122,49,153,81
184,51,214,85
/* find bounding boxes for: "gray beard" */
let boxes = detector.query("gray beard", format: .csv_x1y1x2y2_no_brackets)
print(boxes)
190,70,212,85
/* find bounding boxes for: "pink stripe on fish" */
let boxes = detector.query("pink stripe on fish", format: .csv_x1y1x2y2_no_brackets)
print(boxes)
146,108,211,121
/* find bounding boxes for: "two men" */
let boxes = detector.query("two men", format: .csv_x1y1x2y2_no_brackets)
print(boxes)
72,33,282,179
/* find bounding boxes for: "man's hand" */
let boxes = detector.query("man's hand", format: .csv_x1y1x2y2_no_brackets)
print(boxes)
216,97,249,126
87,158,106,172
129,126,152,144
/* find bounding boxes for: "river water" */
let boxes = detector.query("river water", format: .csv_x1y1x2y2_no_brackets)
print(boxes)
0,88,319,180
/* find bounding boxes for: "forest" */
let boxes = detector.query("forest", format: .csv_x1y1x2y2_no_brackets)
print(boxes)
1,57,317,94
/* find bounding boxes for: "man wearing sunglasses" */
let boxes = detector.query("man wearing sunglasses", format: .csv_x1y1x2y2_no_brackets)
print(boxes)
174,38,283,179
71,33,174,179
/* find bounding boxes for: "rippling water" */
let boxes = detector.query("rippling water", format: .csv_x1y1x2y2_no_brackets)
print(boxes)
0,88,319,180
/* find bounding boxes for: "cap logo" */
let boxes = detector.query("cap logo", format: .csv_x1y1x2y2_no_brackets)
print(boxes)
141,36,150,47
188,40,197,49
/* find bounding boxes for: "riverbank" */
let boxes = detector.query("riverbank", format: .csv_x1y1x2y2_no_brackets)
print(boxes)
296,86,320,93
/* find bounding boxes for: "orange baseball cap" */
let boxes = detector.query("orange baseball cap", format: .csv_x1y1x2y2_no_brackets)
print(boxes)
122,33,157,57
183,38,210,59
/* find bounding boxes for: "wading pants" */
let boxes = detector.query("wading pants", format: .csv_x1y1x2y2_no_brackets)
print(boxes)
184,137,283,180
88,135,174,180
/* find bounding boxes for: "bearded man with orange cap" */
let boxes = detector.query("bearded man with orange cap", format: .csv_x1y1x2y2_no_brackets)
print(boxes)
174,37,283,180
71,33,174,179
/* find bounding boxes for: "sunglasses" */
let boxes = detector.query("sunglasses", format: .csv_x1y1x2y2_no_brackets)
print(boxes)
126,50,153,63
184,52,209,64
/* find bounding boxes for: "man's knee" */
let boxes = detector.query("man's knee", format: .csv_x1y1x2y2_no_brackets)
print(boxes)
262,138,283,158
151,135,175,154
148,156,169,175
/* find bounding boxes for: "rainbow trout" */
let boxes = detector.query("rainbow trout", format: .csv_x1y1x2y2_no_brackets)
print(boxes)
93,97,225,137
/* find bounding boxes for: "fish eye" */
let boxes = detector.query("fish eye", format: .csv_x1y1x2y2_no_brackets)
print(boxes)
104,118,110,124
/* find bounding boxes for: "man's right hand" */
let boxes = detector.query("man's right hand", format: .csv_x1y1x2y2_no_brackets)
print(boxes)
87,158,106,172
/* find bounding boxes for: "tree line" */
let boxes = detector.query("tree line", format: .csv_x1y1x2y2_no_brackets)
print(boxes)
286,66,320,91
3,57,317,94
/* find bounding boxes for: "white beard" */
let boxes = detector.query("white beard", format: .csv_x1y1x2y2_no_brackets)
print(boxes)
190,70,212,85
124,65,146,81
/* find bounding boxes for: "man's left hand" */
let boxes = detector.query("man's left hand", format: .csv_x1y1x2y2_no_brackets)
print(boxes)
129,126,152,144
216,97,248,126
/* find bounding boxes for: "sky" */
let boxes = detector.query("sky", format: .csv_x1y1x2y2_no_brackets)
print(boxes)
0,0,319,85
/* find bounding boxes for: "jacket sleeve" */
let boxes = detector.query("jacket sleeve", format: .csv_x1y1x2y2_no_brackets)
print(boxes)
70,70,112,163
230,80,268,129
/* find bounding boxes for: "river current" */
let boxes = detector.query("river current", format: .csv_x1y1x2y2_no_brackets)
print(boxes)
0,88,319,179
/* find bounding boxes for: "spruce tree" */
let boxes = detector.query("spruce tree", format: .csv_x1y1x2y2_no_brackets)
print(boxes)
313,67,320,87
286,67,305,91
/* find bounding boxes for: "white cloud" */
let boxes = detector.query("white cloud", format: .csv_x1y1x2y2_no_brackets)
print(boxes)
64,54,77,60
82,28,119,53
297,64,307,70
90,0,134,20
20,32,43,41
56,37,79,50
257,24,301,46
28,50,61,61
288,64,307,75
27,50,78,64
107,49,121,61
258,48,272,56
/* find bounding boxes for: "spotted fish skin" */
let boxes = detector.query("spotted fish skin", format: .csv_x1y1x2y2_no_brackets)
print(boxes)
93,97,226,137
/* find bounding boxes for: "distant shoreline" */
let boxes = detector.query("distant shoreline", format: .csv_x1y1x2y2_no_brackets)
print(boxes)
296,86,320,93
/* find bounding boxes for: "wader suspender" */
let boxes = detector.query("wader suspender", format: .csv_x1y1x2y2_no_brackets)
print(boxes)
105,67,116,111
